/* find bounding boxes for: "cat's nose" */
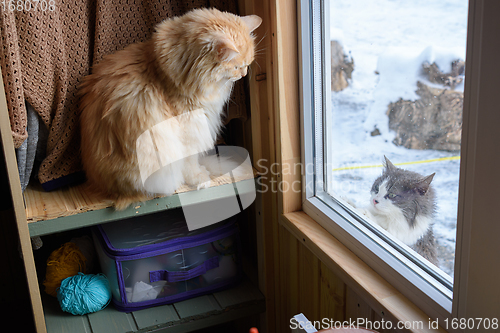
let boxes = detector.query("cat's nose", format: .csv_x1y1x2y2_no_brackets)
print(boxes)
373,199,379,205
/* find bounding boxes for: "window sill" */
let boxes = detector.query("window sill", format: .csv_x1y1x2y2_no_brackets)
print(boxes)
281,211,447,333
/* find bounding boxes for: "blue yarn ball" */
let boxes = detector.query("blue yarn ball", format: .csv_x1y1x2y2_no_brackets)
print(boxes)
57,273,111,315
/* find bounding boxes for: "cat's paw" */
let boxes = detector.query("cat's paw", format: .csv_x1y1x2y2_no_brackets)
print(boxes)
185,166,211,189
356,207,375,221
197,180,211,190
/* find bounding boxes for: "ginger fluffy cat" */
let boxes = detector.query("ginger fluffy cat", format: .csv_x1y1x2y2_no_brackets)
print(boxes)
79,8,262,209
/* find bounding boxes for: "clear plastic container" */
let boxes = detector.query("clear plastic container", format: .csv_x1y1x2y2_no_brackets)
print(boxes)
92,209,240,311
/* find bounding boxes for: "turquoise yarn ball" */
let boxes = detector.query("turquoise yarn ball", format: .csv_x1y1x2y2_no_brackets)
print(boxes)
57,273,111,315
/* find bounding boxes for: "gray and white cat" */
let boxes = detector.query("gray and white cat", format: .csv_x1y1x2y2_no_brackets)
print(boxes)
352,157,438,266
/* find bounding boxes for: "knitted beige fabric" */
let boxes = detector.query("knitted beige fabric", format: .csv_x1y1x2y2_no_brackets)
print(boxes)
0,0,246,189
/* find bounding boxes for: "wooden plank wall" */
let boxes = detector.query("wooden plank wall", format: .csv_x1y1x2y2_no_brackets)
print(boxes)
239,0,281,331
277,223,345,329
277,224,406,333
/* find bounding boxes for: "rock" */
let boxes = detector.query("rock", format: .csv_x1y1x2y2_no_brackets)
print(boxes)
331,40,354,92
370,127,381,136
387,81,462,151
422,60,465,89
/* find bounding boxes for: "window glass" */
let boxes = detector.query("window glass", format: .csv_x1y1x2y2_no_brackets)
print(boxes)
325,0,468,277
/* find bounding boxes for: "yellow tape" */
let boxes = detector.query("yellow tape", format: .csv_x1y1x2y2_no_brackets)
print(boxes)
332,156,460,172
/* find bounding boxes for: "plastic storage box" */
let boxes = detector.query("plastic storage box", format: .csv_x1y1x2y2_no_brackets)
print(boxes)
92,209,241,311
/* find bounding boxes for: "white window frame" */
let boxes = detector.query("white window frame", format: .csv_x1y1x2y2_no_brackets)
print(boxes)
299,0,500,327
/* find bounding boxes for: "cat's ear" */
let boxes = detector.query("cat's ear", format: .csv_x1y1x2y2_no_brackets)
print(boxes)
383,156,397,172
414,173,435,195
215,37,240,62
240,15,262,32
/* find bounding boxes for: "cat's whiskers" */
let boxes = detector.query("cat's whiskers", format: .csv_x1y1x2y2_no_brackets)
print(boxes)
255,31,268,49
253,49,267,58
254,45,268,54
252,32,269,62
252,61,262,73
254,33,270,51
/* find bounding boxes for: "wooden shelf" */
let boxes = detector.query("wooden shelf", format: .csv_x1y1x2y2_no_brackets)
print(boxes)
43,278,265,333
25,169,258,237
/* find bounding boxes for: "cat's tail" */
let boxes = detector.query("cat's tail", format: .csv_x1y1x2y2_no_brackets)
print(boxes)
81,180,153,211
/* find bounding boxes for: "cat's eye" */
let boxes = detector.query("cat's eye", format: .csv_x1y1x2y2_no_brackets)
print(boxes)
373,185,379,193
387,193,396,199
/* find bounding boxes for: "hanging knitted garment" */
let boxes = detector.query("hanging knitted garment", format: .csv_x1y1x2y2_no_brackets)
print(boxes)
0,0,247,191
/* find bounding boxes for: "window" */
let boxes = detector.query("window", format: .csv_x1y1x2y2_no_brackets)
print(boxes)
327,0,466,279
300,0,500,323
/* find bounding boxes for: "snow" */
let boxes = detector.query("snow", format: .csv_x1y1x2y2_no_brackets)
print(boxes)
327,0,469,277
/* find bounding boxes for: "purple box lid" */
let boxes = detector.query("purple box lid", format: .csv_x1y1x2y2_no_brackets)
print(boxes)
93,208,237,258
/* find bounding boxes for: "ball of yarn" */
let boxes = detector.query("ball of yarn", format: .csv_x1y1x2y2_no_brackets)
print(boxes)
44,242,87,297
57,273,111,315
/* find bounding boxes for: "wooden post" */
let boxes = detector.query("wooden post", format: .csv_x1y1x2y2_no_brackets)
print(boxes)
0,69,46,331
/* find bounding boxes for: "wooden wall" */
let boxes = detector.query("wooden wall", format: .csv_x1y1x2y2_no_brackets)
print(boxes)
276,224,407,333
277,223,345,329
